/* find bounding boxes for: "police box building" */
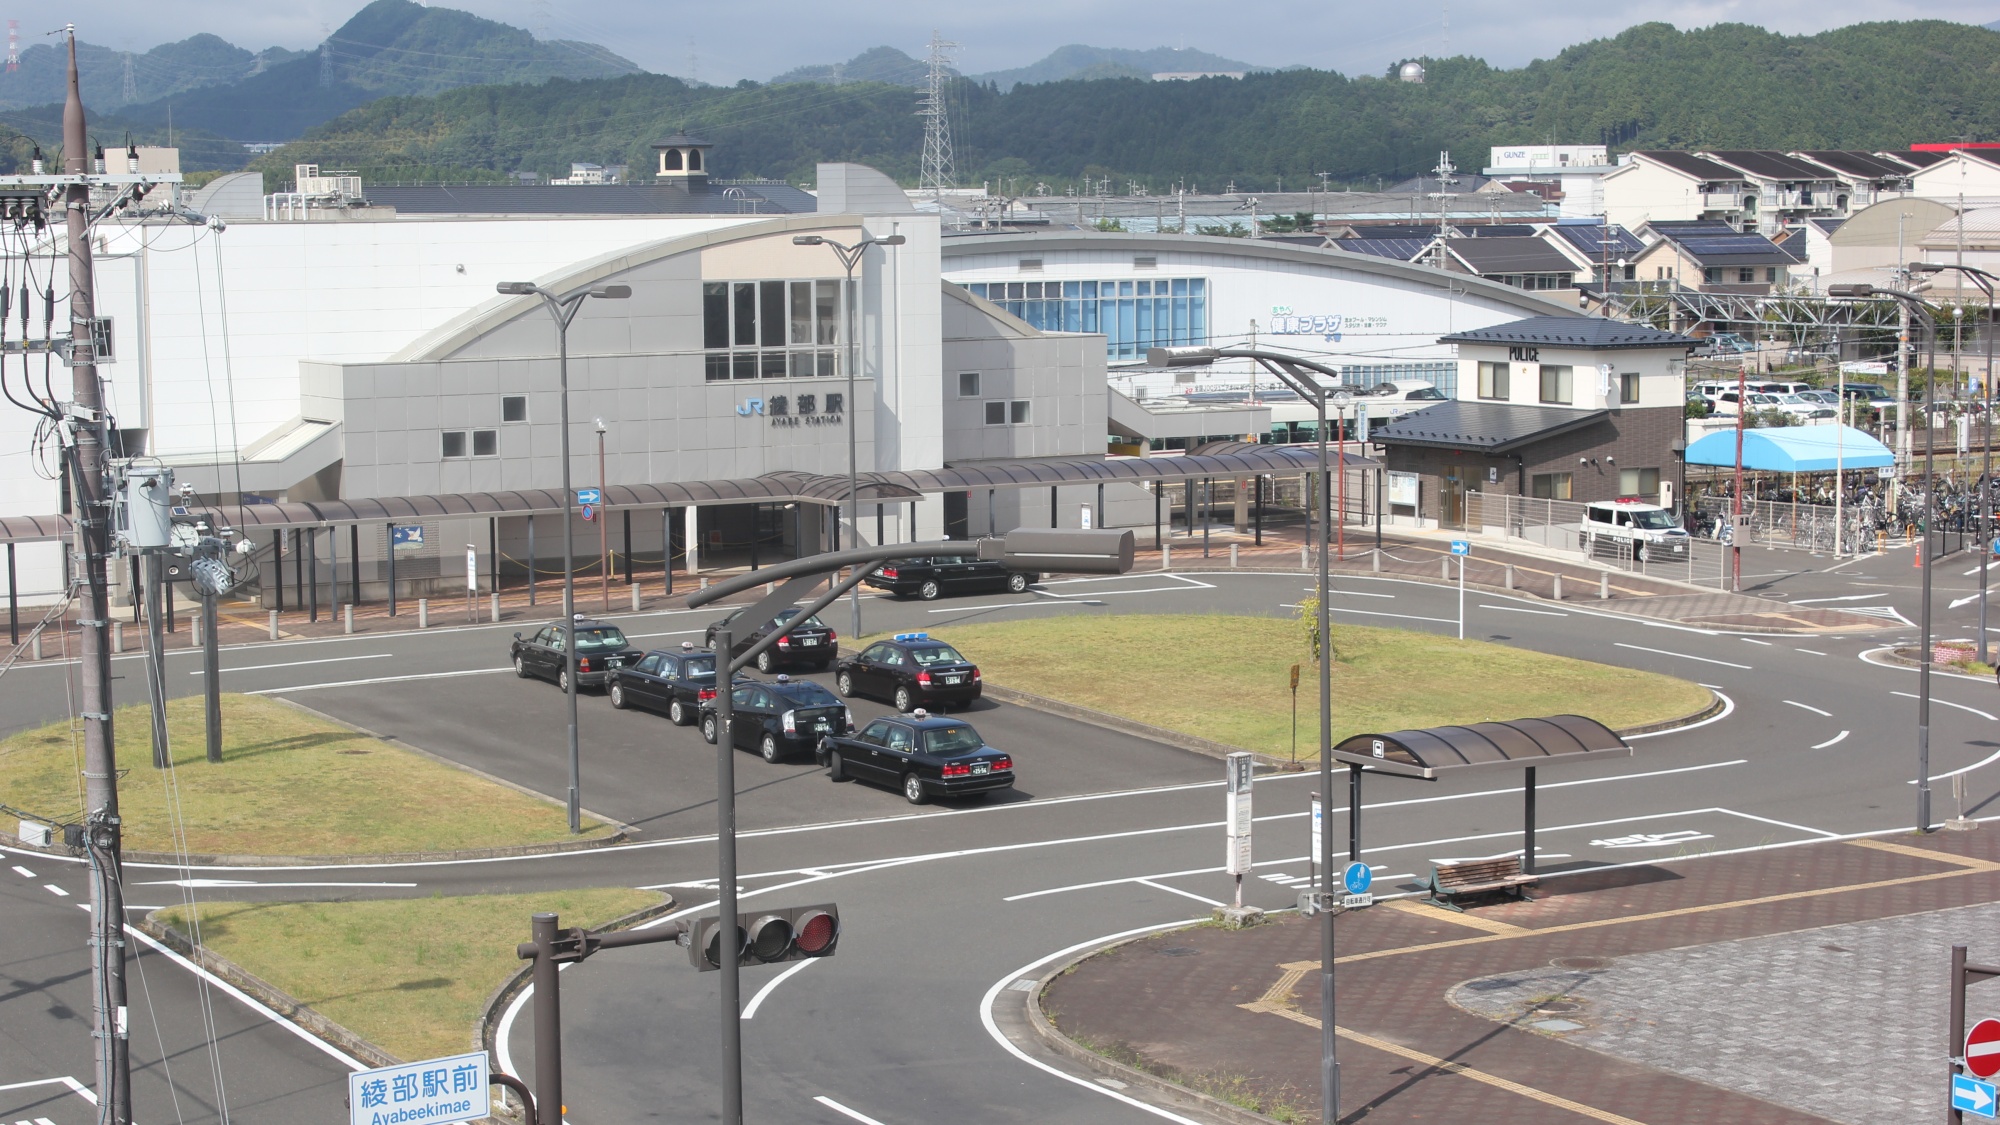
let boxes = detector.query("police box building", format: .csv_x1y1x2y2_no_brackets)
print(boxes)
0,144,1584,604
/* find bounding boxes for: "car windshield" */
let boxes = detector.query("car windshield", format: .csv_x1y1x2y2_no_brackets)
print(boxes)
682,655,715,678
773,609,828,630
574,627,629,651
783,682,841,706
922,726,986,756
1631,510,1679,530
1405,387,1446,400
911,646,968,666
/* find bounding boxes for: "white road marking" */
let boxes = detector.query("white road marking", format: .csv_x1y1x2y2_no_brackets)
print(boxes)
1797,649,1828,656
192,652,392,676
625,628,707,640
1589,830,1713,849
11,865,34,878
1625,691,1736,740
1952,594,1985,609
1136,878,1227,908
1719,809,1842,838
42,883,67,897
1742,638,1773,646
1963,562,2000,576
1613,642,1751,670
1478,604,1568,616
1892,691,1999,721
251,667,512,694
1908,745,2000,785
0,1077,94,1104
1330,606,1460,626
133,878,419,889
1784,700,1832,717
1812,731,1851,749
927,601,1085,613
1791,594,1880,603
814,1095,891,1124
740,958,819,1020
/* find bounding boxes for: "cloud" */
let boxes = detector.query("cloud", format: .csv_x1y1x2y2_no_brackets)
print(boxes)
50,0,2000,85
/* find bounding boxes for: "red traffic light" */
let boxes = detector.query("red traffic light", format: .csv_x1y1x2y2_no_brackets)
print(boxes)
687,904,839,971
794,908,838,956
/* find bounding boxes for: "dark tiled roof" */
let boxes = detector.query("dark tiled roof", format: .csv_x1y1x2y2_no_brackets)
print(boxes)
1893,150,1951,169
1549,223,1646,257
1369,400,1610,451
1641,219,1741,239
652,134,712,147
1665,232,1801,266
1330,237,1432,261
1705,150,1834,181
1807,217,1847,235
364,182,815,216
1338,224,1447,239
1633,151,1741,180
1796,150,1910,180
1444,236,1576,274
1439,315,1699,350
1455,224,1541,237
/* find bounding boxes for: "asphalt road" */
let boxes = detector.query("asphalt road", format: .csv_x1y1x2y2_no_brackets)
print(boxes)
7,559,2000,1124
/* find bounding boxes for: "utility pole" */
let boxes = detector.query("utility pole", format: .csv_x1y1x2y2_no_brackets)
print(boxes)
63,26,132,1124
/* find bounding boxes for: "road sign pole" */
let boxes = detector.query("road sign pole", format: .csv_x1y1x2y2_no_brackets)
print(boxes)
716,625,744,1125
1458,552,1465,639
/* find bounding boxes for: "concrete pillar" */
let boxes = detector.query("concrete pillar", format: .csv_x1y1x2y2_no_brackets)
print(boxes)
1505,565,1515,591
112,621,124,654
684,506,701,574
1372,548,1381,573
1300,545,1308,570
1600,571,1610,600
190,611,202,648
1230,544,1239,568
1442,558,1450,580
630,583,641,613
492,592,502,622
418,598,429,629
344,604,354,634
31,633,41,660
1552,574,1564,601
1232,477,1249,534
269,610,279,640
1161,543,1172,570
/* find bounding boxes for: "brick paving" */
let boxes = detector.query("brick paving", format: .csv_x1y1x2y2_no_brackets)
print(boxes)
1041,833,2000,1123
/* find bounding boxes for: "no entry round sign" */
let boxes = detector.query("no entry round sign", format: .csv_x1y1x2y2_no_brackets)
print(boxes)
1967,1018,2000,1079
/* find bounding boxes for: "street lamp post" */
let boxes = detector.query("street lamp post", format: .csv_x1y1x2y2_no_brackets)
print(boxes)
496,280,631,833
1151,344,1348,1125
1833,282,1938,833
595,418,609,614
1909,262,2000,660
793,232,906,636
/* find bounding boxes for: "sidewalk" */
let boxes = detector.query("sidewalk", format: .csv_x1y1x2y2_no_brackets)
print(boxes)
1038,830,2000,1124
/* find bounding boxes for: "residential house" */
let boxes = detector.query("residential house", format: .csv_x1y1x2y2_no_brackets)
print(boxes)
1439,237,1578,294
1540,221,1647,284
1909,150,2000,203
1701,151,1844,233
1630,226,1797,294
1601,152,1758,235
1791,151,1914,211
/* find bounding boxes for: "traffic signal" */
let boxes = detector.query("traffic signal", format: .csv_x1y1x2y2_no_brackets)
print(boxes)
685,903,839,971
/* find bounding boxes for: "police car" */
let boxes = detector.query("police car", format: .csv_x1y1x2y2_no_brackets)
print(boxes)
1579,499,1690,562
834,632,982,713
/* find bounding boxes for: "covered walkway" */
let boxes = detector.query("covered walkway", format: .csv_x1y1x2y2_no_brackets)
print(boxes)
1685,425,1895,471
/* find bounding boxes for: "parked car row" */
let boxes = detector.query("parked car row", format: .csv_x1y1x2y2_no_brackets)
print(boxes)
508,617,1011,804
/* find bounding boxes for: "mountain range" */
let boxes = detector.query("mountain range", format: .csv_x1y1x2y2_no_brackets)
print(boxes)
771,44,1266,92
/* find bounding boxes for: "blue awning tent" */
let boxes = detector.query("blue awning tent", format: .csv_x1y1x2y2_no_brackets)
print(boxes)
1684,426,1894,472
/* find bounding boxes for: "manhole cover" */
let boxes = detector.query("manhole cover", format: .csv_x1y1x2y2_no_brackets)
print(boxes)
1158,946,1201,957
1552,956,1614,971
1533,1000,1581,1015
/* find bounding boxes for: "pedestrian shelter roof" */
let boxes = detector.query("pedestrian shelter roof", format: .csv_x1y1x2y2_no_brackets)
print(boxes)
1332,715,1630,780
1684,425,1893,472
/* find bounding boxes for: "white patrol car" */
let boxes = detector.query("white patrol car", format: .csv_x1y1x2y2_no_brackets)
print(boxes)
1578,499,1691,562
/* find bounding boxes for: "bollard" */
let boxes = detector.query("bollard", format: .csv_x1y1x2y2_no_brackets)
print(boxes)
1299,545,1308,570
113,621,124,654
269,609,279,641
1552,574,1564,601
418,598,429,629
345,604,355,635
1230,544,1239,569
1372,548,1381,573
31,633,41,661
700,576,710,591
1600,571,1609,600
1442,558,1450,580
190,612,202,648
1505,564,1515,591
493,592,502,623
1163,543,1172,570
630,583,641,613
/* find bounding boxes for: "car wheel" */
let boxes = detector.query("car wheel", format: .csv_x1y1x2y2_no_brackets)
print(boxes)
902,773,928,805
894,685,915,713
837,671,856,697
669,698,690,726
514,655,530,679
609,683,627,709
919,579,941,601
1634,543,1648,564
828,751,848,782
701,714,718,745
1006,572,1029,593
760,733,783,763
756,649,776,674
557,669,571,693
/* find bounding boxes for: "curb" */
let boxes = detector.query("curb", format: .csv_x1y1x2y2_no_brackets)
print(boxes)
1613,690,1726,738
1020,925,1284,1125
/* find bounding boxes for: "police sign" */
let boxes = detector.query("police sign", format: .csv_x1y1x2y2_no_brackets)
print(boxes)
347,1049,488,1125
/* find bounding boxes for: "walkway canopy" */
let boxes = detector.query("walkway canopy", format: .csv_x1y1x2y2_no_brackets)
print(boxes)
1684,425,1894,472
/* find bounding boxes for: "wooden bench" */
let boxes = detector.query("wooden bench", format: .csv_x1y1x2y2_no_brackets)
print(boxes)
1426,857,1538,912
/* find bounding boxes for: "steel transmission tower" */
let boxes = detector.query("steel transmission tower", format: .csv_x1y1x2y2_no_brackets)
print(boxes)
917,31,957,196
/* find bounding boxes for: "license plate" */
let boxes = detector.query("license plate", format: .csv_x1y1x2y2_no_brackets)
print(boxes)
972,763,990,775
799,637,819,646
942,675,961,684
607,658,622,667
814,721,830,732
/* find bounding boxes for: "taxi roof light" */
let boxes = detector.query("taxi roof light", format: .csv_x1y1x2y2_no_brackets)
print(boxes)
893,632,929,642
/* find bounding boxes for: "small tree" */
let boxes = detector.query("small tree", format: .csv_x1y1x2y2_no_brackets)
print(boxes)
1093,217,1126,232
1296,594,1336,664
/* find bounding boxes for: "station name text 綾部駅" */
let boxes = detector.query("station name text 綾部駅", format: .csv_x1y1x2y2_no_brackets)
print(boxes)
738,392,846,426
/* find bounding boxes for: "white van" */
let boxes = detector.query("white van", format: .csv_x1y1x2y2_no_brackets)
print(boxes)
1579,500,1691,562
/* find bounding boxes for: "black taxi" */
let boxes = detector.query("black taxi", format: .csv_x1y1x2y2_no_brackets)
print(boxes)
607,641,724,725
834,632,981,712
863,555,1036,601
510,617,642,691
816,711,1014,804
699,674,854,763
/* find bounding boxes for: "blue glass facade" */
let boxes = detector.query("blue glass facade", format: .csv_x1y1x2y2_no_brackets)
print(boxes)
958,279,1207,361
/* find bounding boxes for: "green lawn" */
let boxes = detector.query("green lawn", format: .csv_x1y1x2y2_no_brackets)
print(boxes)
932,615,1708,760
156,888,662,1062
0,694,611,855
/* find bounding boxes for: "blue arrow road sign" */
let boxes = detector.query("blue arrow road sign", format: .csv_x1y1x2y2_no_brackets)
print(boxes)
1955,1074,1998,1118
1450,540,1469,556
576,488,602,505
1342,861,1373,896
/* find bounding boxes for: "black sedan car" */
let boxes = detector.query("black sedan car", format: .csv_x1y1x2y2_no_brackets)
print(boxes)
702,607,838,672
817,712,1014,804
510,618,641,690
835,632,981,712
607,642,724,725
700,674,854,763
863,555,1037,601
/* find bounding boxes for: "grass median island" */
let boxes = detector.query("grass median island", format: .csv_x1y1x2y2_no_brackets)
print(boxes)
155,888,662,1061
935,615,1709,758
0,694,611,855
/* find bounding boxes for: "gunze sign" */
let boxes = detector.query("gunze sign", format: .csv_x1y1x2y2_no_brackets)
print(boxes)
346,1049,487,1125
739,392,845,427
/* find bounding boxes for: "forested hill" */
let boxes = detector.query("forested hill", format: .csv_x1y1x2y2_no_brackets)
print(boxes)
255,19,1998,188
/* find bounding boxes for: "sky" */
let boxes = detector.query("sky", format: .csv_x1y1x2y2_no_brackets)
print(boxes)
49,0,2000,84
